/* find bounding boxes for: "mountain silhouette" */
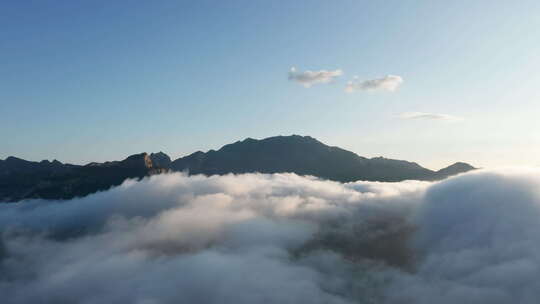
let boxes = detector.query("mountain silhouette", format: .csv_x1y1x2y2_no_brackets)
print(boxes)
0,153,167,201
0,135,474,202
170,135,474,182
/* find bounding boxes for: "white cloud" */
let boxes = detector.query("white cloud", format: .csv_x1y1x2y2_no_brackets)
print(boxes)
385,169,540,304
2,170,540,303
345,75,403,92
399,111,463,121
288,67,343,87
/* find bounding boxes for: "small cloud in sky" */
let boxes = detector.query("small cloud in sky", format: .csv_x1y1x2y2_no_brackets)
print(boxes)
288,67,343,88
399,111,463,121
345,75,403,92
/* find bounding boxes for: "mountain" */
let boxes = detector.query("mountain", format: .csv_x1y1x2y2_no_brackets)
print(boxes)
433,162,476,178
149,152,172,168
0,153,168,202
0,135,475,202
0,156,74,175
170,135,474,182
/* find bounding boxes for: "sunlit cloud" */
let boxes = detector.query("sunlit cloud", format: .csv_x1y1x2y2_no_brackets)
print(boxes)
288,67,343,88
345,75,403,92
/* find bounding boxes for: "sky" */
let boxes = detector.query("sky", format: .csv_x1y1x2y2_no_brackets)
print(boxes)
2,0,540,169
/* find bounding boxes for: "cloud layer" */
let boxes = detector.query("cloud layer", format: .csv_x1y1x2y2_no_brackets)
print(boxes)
2,169,540,303
399,112,463,121
345,75,403,92
288,67,343,87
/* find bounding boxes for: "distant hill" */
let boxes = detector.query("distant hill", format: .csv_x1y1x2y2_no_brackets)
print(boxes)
0,135,475,202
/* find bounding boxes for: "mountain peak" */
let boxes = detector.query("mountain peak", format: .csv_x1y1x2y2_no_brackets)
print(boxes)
233,135,319,145
440,162,475,170
119,153,153,169
170,135,474,182
150,152,172,168
436,162,475,176
5,156,25,163
268,134,320,142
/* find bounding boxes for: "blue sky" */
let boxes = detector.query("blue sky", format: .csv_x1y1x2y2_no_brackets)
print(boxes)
2,1,540,169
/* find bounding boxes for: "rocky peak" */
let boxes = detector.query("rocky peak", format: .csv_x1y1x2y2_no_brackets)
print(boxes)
436,162,476,177
150,152,172,169
119,153,153,169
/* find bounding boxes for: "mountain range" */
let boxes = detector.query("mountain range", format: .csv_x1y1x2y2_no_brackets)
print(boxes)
0,135,475,202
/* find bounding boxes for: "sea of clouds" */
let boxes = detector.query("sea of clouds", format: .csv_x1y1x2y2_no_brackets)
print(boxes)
1,169,540,303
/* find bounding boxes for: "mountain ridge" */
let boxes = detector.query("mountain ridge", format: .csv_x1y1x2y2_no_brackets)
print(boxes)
0,135,475,202
169,135,473,182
